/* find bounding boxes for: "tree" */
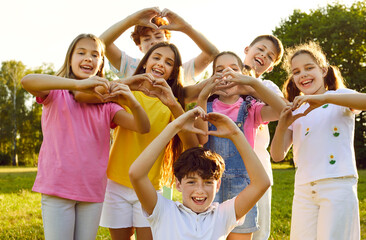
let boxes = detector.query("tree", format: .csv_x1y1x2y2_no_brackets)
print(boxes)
0,61,55,166
264,1,366,167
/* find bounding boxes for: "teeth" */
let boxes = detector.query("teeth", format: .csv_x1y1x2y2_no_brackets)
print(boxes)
302,80,312,85
255,58,263,65
194,197,205,201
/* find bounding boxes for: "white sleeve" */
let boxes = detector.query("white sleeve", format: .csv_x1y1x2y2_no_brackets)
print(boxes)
261,79,283,97
109,51,140,79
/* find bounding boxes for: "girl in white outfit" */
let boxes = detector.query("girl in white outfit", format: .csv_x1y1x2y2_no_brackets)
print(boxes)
270,41,366,240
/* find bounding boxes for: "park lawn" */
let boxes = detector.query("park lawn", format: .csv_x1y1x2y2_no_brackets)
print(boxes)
0,166,365,240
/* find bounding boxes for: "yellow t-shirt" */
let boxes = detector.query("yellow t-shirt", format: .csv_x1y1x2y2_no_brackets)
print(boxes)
107,91,173,189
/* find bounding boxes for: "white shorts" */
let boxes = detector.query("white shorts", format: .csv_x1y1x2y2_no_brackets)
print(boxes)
99,179,161,229
290,177,360,240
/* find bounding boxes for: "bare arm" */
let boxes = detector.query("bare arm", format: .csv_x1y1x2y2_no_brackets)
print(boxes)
109,82,150,134
292,93,366,112
99,7,160,70
160,9,219,77
149,78,200,149
194,74,223,145
129,108,206,215
206,113,270,220
21,74,109,99
222,69,286,122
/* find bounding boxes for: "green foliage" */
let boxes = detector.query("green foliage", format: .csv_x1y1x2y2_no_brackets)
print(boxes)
0,61,55,166
264,1,366,168
1,167,365,239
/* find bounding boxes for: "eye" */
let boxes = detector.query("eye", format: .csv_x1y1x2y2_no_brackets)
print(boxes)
166,61,173,66
267,54,273,61
92,54,99,58
77,51,85,55
258,47,264,52
143,38,151,42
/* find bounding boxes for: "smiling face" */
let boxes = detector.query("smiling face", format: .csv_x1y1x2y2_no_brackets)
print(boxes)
139,28,167,54
291,53,327,95
176,172,221,214
70,38,103,79
244,39,278,77
145,46,175,80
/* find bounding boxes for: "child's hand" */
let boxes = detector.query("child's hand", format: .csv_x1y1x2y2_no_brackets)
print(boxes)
75,76,110,101
132,7,161,29
198,73,225,100
147,78,177,107
173,107,208,135
159,8,187,32
105,82,137,107
292,95,327,113
278,104,305,127
207,112,241,139
121,73,155,95
222,68,255,86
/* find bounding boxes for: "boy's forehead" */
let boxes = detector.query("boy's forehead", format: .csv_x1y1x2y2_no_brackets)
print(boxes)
253,40,278,56
184,171,215,180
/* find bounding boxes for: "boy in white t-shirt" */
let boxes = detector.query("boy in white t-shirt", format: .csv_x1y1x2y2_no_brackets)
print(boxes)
129,107,270,240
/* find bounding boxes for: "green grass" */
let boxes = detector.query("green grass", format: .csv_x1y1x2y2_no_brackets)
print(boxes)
1,167,365,239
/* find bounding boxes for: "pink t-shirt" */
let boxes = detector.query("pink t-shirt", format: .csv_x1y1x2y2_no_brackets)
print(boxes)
32,90,123,202
212,97,265,148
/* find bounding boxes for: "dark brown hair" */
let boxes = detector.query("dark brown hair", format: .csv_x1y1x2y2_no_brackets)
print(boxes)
134,42,185,187
173,147,225,182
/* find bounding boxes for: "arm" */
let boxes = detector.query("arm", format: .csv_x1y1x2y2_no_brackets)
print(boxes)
194,74,223,145
73,73,154,103
270,106,297,162
149,78,200,149
99,8,160,71
160,9,219,77
21,74,109,99
129,108,207,215
109,82,150,134
222,69,286,122
206,112,270,220
292,93,366,112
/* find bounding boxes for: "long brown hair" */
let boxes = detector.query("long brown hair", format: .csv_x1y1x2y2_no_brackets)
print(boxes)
134,42,185,187
282,41,346,102
56,34,105,79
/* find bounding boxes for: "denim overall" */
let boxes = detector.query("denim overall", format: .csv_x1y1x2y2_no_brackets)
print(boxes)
205,100,258,232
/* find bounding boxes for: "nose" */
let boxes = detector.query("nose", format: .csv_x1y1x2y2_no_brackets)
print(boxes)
195,184,204,194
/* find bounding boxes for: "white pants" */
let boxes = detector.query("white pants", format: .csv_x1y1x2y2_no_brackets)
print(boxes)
253,186,271,240
41,194,103,240
290,177,360,240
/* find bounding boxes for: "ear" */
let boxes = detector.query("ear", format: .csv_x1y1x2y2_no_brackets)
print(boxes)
216,179,221,193
244,46,250,54
322,67,328,77
175,178,182,193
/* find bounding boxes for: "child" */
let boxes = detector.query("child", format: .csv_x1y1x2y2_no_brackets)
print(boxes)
195,51,285,240
243,35,284,240
20,33,150,240
270,41,365,239
129,107,271,240
95,42,200,240
100,7,219,85
185,36,285,240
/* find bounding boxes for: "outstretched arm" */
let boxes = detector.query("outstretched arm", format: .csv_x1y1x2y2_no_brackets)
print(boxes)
129,107,207,215
292,92,366,112
21,74,109,99
160,8,219,77
100,7,161,70
207,112,270,220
